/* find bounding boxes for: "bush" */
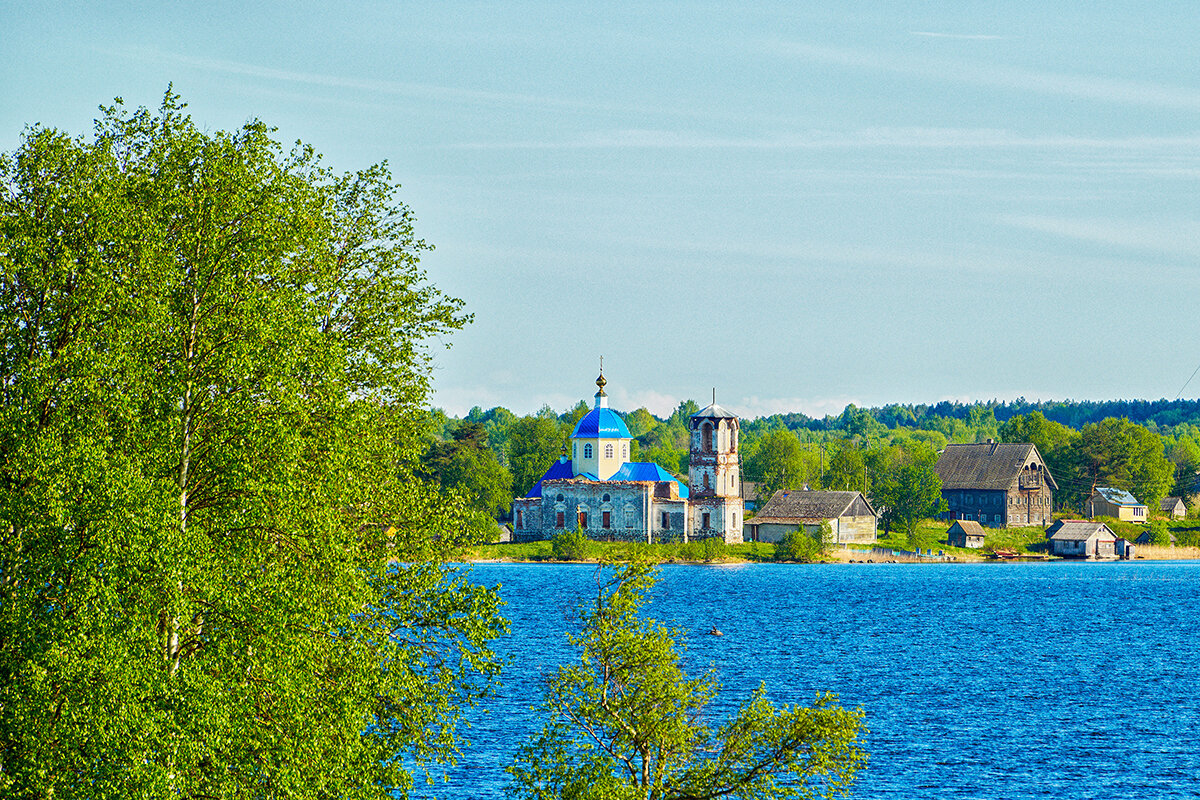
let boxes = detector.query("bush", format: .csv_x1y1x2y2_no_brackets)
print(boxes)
776,528,824,563
552,527,595,561
1147,519,1172,546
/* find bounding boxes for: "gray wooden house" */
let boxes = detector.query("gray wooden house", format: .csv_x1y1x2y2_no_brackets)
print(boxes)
947,519,986,548
1045,520,1117,558
934,441,1057,528
745,490,878,545
1161,497,1187,519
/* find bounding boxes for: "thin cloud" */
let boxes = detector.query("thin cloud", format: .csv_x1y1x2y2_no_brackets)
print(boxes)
769,40,1200,111
999,214,1200,258
911,32,1003,40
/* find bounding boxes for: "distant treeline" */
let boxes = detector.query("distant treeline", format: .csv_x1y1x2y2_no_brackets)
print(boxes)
755,397,1200,434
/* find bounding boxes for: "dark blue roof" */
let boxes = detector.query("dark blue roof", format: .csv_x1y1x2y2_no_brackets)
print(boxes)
572,407,631,439
524,460,688,499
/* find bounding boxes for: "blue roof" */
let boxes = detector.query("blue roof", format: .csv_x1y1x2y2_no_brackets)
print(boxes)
572,407,631,439
1096,487,1143,506
611,462,689,499
524,460,687,499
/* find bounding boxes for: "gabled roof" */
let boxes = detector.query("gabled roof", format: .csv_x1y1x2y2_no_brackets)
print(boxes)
1093,486,1143,507
934,442,1059,491
948,520,985,537
1161,497,1186,511
1047,520,1116,541
751,490,875,522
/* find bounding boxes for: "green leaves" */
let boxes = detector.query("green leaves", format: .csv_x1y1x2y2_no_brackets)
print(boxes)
508,563,865,800
0,91,503,799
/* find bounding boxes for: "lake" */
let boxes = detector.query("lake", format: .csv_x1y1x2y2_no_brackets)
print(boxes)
415,561,1200,799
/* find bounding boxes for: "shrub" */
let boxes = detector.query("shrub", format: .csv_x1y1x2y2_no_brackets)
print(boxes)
552,527,595,561
776,528,823,563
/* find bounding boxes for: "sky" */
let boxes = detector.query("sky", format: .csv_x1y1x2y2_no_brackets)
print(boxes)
4,2,1200,420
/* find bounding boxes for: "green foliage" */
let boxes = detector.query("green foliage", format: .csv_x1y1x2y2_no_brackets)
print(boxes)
508,415,568,498
824,440,865,492
508,563,866,800
1147,519,1172,546
872,446,948,545
1072,418,1174,508
552,527,596,561
775,521,832,563
421,421,514,523
746,428,817,500
0,91,505,799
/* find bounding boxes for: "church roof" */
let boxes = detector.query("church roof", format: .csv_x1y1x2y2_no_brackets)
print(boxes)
692,402,737,420
524,460,688,499
572,407,631,439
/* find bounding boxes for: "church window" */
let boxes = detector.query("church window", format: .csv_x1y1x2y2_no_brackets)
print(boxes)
584,443,593,459
702,423,713,453
578,511,588,529
703,473,710,490
661,511,670,529
624,504,636,527
556,494,564,502
602,511,611,529
516,510,523,529
602,493,611,503
622,444,628,458
556,511,565,528
605,444,613,458
702,512,711,529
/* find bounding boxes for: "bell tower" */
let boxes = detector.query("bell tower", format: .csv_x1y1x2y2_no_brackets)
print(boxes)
688,393,743,543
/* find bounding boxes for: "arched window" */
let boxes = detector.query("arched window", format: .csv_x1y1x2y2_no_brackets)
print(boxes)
702,423,713,453
584,443,593,459
605,443,613,458
703,472,710,490
602,493,611,503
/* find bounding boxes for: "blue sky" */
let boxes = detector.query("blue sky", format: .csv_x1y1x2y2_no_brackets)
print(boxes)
5,2,1200,419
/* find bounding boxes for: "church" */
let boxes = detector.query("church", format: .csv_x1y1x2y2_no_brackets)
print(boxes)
512,369,744,544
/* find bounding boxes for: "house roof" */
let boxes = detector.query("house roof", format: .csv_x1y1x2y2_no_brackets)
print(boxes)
1161,497,1185,511
525,460,688,499
741,481,761,503
949,520,985,537
751,490,875,523
1047,520,1116,541
1093,486,1143,507
934,442,1059,491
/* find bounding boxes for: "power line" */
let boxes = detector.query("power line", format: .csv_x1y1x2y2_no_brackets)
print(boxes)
1176,360,1200,400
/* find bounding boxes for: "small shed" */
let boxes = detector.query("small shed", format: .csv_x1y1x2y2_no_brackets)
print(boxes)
1160,497,1187,519
1134,529,1177,546
746,489,878,544
1047,520,1118,558
947,520,986,548
1114,538,1135,560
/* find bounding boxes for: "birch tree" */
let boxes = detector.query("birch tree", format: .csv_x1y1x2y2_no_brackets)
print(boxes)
0,91,504,799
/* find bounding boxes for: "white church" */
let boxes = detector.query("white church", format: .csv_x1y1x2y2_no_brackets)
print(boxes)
512,369,744,544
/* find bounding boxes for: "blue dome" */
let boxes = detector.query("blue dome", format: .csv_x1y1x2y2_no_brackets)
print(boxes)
572,407,630,439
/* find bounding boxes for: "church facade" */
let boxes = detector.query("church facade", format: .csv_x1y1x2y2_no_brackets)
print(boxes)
512,371,744,544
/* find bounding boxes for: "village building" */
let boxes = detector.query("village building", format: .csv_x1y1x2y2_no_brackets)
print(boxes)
1160,497,1187,519
511,370,743,544
1045,520,1118,559
1086,487,1147,522
745,490,878,545
1134,528,1177,546
947,519,986,549
934,441,1056,528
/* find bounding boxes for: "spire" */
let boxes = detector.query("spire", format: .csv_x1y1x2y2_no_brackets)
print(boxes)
594,357,608,408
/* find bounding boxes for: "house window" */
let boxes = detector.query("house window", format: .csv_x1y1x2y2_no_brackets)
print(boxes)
661,511,670,529
578,511,588,529
556,511,565,528
702,512,711,529
605,444,613,458
584,444,593,459
602,511,611,528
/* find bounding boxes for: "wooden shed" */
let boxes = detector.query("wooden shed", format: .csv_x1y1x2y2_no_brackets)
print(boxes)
947,519,986,548
746,490,878,545
1046,520,1117,559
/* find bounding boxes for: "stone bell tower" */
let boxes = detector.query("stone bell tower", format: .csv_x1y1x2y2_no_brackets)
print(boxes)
688,394,743,543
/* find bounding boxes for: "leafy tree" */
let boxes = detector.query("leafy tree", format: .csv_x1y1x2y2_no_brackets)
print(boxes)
824,440,865,492
1147,519,1172,546
624,407,659,438
1071,418,1174,508
775,520,833,563
746,428,814,501
552,526,596,561
508,414,568,498
1166,437,1200,499
508,562,866,800
0,92,505,799
422,421,514,523
873,447,948,545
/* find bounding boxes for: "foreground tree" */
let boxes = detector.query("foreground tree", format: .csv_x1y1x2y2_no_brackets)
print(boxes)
0,92,504,799
508,562,865,800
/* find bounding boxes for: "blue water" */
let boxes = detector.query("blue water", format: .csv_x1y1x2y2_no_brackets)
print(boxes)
416,562,1200,799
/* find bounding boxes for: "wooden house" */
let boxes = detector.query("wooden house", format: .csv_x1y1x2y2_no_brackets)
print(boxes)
1046,520,1117,558
1160,497,1187,519
934,441,1057,528
947,519,986,548
745,490,878,545
1086,487,1147,522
